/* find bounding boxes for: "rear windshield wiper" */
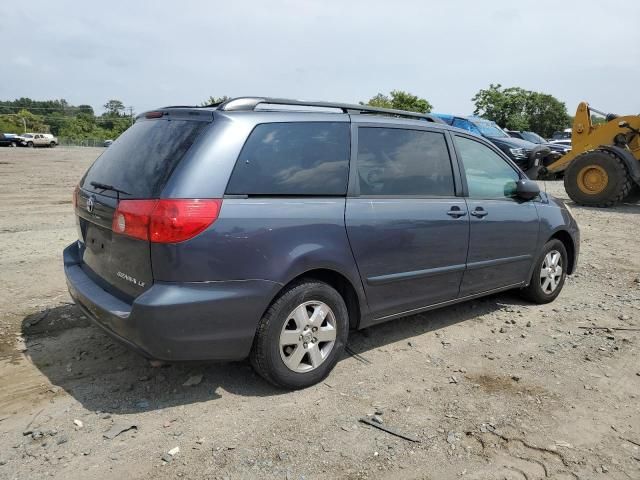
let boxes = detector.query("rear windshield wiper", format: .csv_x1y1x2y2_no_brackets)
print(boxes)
89,181,131,199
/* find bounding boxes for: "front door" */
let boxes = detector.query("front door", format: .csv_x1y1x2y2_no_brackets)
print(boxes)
452,134,539,295
345,124,469,320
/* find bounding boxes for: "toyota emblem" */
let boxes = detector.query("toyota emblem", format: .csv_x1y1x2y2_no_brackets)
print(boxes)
86,195,95,213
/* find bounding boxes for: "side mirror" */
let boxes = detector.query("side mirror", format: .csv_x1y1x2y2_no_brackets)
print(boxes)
619,120,630,128
515,178,540,200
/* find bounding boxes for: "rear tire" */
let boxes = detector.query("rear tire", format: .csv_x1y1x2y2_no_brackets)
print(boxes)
520,239,568,304
250,280,349,389
564,150,631,207
27,141,34,148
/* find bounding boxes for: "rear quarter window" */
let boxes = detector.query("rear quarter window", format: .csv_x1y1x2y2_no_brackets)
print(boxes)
82,118,208,198
225,122,350,196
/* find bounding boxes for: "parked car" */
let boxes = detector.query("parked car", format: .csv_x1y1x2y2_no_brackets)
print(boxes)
22,133,58,148
548,139,572,148
103,139,114,147
64,97,580,389
550,128,572,141
0,133,25,147
507,130,571,156
432,115,556,176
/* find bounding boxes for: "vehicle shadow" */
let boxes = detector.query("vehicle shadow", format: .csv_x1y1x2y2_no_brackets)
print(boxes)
22,292,527,414
21,305,283,414
346,290,527,357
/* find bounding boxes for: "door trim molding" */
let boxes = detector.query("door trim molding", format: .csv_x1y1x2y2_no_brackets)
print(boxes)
371,281,524,323
466,254,532,271
366,263,466,285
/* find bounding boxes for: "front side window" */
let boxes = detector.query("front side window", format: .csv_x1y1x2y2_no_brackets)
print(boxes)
226,122,350,196
357,128,454,196
454,135,519,199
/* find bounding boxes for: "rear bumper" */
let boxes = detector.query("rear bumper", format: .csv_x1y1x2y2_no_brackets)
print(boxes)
63,242,281,362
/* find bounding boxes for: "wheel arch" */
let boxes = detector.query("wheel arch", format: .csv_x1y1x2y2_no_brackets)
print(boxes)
265,268,365,330
549,230,576,275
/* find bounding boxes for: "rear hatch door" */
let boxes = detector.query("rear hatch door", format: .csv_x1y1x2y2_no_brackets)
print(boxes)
75,110,212,300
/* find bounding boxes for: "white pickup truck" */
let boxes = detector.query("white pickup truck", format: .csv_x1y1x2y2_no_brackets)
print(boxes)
22,133,58,148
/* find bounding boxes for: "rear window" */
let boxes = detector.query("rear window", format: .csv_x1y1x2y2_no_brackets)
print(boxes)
225,122,350,196
81,118,208,198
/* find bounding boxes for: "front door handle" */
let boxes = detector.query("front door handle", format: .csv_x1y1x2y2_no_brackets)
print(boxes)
470,207,488,218
446,206,467,218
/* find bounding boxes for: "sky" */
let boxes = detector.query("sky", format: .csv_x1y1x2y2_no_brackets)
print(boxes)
2,0,639,116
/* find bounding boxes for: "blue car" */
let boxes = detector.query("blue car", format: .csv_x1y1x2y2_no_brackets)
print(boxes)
64,97,579,389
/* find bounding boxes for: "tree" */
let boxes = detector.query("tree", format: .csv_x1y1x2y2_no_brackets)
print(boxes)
103,99,126,117
59,114,106,141
77,104,95,116
472,84,570,138
201,95,230,106
6,109,49,132
0,97,135,142
362,90,432,113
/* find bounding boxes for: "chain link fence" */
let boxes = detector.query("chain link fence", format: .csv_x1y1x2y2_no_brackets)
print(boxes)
57,137,110,148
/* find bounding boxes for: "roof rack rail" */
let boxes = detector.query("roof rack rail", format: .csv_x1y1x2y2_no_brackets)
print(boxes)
215,97,444,123
157,105,197,110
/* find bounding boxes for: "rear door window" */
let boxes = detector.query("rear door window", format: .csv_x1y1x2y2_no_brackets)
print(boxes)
356,127,454,196
81,118,208,198
225,122,350,196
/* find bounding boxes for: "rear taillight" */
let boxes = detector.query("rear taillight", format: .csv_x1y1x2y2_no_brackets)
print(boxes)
72,185,79,208
112,200,156,241
112,199,222,243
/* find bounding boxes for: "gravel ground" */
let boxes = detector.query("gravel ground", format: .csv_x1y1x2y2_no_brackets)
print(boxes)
0,147,639,479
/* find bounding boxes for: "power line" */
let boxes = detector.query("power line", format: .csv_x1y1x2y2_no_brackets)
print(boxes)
0,105,134,113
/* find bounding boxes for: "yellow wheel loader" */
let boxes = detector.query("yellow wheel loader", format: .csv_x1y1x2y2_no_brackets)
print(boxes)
545,102,640,207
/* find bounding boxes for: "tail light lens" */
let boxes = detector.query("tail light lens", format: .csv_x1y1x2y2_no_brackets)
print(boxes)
112,200,156,241
112,199,222,243
72,185,79,208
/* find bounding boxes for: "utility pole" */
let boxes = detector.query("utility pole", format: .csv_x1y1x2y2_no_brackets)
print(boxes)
128,106,134,126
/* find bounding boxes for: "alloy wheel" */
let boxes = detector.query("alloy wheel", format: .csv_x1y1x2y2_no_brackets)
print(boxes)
540,250,563,294
279,301,337,373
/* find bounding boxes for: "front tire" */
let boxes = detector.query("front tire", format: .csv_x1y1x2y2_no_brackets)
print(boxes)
564,150,631,207
520,239,568,304
250,280,349,389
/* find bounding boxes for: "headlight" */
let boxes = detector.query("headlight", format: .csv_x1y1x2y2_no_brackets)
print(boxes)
509,147,526,159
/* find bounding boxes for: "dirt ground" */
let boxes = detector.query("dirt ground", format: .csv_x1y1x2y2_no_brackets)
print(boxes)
0,147,639,480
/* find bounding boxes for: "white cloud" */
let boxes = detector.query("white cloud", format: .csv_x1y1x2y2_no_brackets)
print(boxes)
13,56,33,68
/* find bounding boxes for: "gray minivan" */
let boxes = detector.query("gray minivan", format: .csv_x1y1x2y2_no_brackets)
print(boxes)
64,97,579,389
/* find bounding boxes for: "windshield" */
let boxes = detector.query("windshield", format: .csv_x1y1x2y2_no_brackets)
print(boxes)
521,131,545,144
468,119,509,138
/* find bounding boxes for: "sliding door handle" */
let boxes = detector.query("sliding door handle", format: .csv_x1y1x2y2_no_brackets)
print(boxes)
470,207,488,218
446,207,467,218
